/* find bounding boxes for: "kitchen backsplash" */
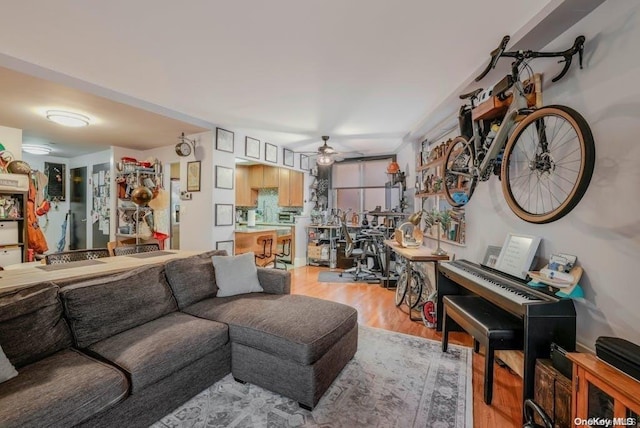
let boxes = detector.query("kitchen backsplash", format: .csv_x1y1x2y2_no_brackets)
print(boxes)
236,188,301,223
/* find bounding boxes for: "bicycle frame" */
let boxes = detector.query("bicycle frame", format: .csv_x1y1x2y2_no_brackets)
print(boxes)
471,80,529,177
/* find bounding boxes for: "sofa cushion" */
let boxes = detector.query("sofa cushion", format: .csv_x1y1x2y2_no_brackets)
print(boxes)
0,345,17,383
60,264,177,348
0,282,72,368
184,294,358,365
164,250,227,308
212,252,263,297
88,312,228,394
0,348,128,428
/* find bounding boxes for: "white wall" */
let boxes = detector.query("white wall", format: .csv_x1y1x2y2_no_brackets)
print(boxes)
0,126,22,160
418,0,640,349
22,153,70,252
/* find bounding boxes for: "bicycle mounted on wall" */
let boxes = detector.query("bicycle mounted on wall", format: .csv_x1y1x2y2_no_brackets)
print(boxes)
443,35,595,224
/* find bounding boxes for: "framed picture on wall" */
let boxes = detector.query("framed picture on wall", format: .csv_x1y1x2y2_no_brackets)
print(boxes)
283,148,294,167
215,165,234,189
186,161,201,192
215,204,234,226
216,128,234,153
245,137,260,159
300,154,310,171
216,240,235,255
44,162,66,201
265,142,277,163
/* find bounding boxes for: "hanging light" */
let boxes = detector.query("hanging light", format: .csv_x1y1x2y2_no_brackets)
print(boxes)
316,154,334,166
46,110,90,127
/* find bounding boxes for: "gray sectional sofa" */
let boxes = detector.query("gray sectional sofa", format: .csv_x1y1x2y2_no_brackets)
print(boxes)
0,250,358,428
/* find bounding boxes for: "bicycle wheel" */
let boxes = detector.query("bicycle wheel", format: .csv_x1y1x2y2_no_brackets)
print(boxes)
501,105,595,223
443,136,477,207
405,271,423,309
395,270,408,307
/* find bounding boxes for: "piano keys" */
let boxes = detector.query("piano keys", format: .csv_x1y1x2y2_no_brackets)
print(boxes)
437,259,576,404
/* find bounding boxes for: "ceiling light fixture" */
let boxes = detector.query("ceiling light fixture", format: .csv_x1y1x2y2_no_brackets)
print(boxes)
22,144,52,155
316,154,335,166
46,110,90,127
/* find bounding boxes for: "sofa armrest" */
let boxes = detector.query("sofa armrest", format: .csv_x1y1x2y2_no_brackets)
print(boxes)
256,268,291,295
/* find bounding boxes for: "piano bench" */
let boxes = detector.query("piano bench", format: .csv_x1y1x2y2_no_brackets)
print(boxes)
441,295,523,405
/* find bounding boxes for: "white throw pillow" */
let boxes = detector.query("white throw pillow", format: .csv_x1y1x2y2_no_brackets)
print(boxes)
212,252,264,297
0,344,18,384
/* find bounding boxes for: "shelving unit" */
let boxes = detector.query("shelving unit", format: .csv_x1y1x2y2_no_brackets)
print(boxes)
115,165,163,245
0,190,27,265
306,224,340,267
416,139,467,247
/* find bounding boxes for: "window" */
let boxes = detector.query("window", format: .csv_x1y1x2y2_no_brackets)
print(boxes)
331,158,400,214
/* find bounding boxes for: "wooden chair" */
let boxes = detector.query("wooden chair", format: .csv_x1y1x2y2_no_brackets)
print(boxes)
45,249,110,265
113,243,160,256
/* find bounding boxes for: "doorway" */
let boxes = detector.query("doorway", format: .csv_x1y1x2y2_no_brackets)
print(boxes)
69,167,87,250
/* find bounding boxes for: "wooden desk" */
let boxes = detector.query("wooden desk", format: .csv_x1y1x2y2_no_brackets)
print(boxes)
0,250,200,295
383,239,449,322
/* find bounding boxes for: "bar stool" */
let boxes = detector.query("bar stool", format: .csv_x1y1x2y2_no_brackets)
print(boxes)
271,235,292,269
254,235,273,267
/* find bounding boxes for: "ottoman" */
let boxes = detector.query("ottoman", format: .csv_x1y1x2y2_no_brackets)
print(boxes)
184,294,358,409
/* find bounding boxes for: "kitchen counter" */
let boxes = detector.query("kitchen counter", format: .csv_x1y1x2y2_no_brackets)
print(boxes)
234,225,292,233
236,221,295,227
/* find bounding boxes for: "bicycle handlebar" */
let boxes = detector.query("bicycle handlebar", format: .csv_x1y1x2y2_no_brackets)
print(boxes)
475,35,511,82
474,35,586,83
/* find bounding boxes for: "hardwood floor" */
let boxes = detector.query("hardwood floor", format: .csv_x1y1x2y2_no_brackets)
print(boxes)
290,265,523,428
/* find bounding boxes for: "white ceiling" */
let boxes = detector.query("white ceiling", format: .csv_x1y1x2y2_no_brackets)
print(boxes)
0,1,598,157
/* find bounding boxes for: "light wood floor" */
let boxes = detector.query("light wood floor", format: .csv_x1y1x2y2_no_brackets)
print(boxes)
290,266,523,428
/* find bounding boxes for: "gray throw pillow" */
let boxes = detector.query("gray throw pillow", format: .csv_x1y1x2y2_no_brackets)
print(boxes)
212,252,264,297
0,344,18,383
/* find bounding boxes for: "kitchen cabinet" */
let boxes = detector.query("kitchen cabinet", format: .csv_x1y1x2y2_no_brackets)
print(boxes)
569,352,640,428
235,166,257,207
278,168,304,207
249,165,279,189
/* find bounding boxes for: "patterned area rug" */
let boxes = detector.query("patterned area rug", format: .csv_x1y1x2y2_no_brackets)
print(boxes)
151,325,472,428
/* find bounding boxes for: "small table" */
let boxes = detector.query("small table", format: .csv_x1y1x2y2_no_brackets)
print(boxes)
382,239,449,321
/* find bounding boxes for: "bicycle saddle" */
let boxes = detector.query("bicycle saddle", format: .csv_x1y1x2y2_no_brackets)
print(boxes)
459,88,483,100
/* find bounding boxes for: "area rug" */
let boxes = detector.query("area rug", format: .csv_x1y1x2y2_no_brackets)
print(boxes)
151,325,472,428
317,271,380,284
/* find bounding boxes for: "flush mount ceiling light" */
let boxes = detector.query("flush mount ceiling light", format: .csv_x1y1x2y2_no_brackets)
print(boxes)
22,144,52,155
46,110,90,127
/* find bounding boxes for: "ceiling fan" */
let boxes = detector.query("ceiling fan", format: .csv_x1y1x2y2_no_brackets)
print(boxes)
298,136,359,166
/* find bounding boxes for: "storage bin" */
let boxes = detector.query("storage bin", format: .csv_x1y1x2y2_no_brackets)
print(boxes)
307,244,323,259
0,246,22,266
0,222,19,245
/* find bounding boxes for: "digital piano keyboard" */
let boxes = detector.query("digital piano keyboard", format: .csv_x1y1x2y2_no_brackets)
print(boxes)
437,259,577,403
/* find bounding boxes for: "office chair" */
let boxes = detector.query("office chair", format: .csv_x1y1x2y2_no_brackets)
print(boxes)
339,221,377,281
45,249,110,265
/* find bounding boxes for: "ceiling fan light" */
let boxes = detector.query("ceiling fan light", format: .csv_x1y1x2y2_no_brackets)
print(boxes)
316,154,334,166
46,110,90,127
22,144,52,155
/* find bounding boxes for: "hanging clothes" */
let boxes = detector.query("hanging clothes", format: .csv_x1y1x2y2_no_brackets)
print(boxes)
27,177,49,254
